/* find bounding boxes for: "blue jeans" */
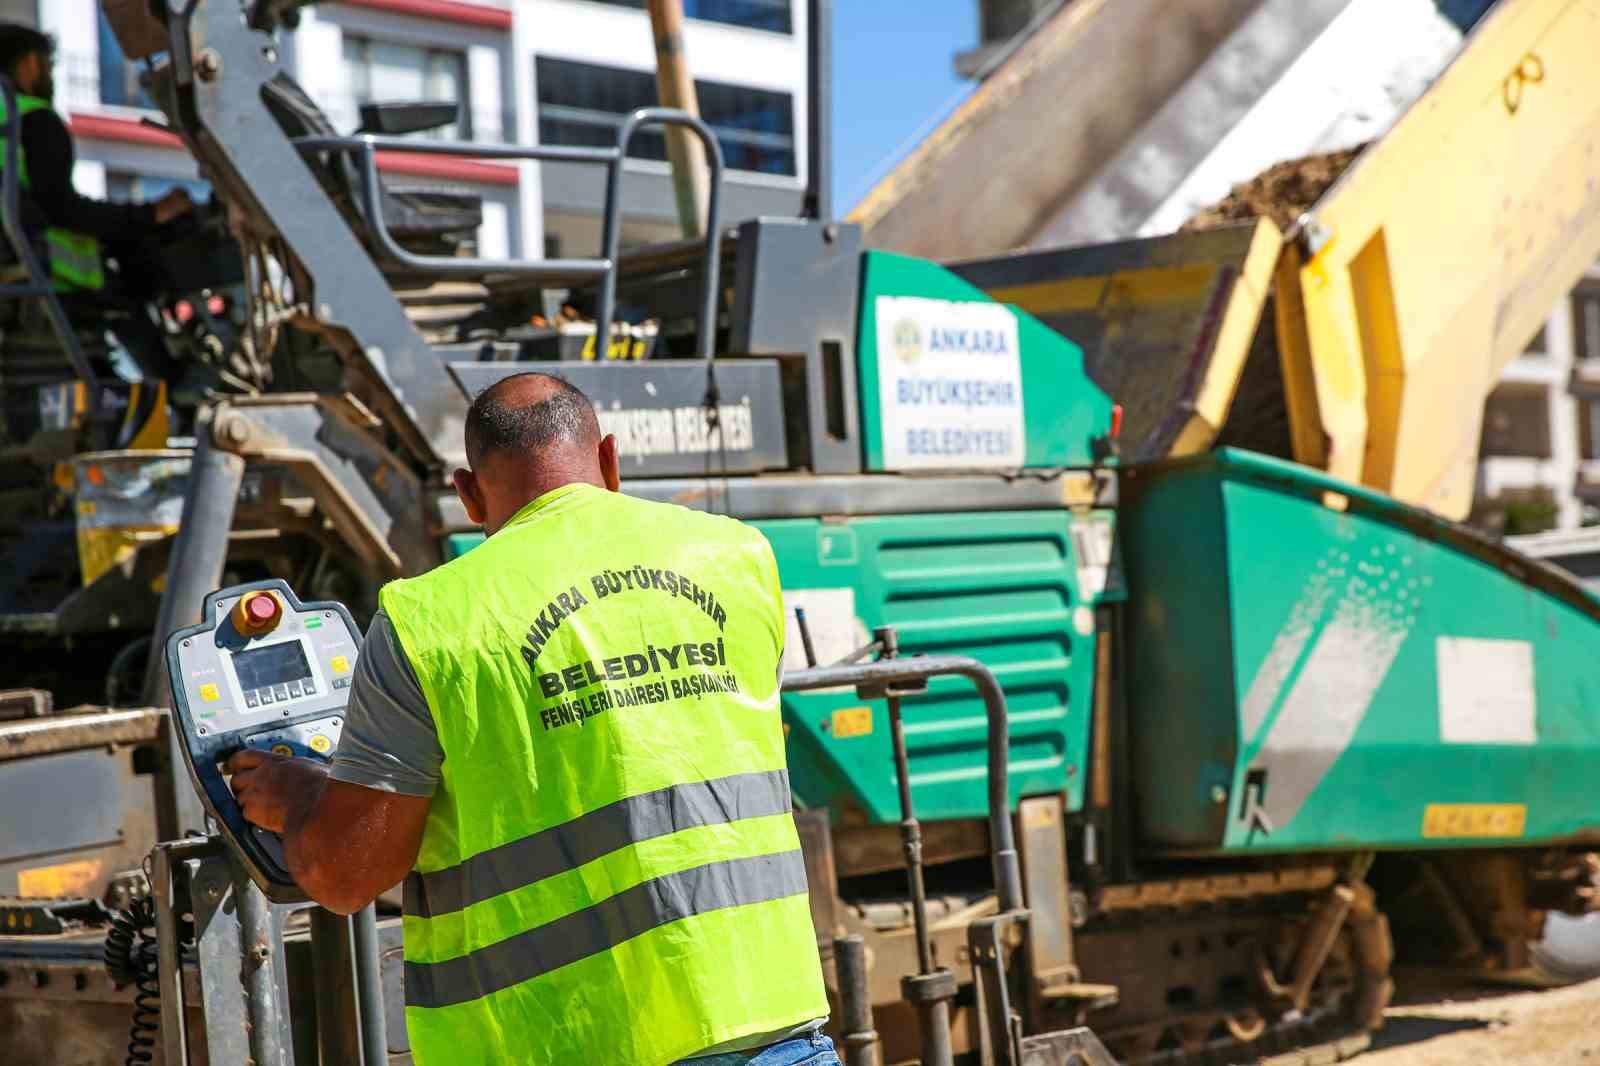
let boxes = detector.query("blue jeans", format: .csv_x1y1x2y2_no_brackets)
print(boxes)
684,1032,840,1066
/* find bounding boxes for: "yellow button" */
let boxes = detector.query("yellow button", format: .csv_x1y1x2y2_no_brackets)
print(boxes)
309,735,332,754
271,744,293,757
199,683,220,702
330,655,349,674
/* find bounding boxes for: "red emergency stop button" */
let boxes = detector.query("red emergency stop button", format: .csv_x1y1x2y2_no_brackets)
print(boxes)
231,591,282,636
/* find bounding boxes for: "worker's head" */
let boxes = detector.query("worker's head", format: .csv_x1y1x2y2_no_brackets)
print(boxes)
454,371,620,535
0,25,54,103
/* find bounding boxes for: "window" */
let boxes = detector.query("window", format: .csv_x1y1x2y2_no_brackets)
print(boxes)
341,36,471,141
536,58,796,176
1480,382,1552,459
588,0,792,34
105,171,209,204
1574,280,1600,364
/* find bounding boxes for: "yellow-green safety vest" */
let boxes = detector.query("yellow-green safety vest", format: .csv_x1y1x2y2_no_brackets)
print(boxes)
0,93,105,292
382,482,827,1066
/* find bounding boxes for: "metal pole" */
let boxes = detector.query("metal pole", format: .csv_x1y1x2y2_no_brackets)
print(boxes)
151,843,191,1066
309,909,361,1065
234,859,289,1066
353,904,389,1065
803,0,832,222
833,934,882,1066
141,410,245,709
646,0,710,237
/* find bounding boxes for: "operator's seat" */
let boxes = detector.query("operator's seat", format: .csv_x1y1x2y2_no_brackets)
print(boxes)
260,74,483,276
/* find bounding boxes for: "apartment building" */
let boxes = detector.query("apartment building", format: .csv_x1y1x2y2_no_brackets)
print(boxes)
31,0,808,261
1475,272,1600,534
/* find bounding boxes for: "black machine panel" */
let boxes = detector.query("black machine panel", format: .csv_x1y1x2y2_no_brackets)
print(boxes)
165,579,361,901
448,360,790,478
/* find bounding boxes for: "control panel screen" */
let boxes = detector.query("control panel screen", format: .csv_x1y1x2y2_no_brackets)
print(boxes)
234,640,313,692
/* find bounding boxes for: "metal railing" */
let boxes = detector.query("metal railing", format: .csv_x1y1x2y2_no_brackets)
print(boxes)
293,106,727,363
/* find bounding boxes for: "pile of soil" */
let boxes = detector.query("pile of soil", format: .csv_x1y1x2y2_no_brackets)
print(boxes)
1182,144,1366,232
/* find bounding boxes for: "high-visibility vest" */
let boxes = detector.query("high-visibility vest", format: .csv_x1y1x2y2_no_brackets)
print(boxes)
0,93,105,292
382,482,828,1066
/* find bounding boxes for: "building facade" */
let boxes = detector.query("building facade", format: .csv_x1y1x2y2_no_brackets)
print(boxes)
32,0,808,262
1475,271,1600,534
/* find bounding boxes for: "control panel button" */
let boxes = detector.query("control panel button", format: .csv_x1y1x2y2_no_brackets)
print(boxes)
330,655,350,675
309,734,332,755
231,591,283,637
333,677,351,690
302,678,316,695
199,683,220,702
273,684,290,701
286,680,302,698
259,688,274,705
245,689,260,709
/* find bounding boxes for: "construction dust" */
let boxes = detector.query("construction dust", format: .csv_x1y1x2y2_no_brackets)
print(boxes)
1183,144,1366,232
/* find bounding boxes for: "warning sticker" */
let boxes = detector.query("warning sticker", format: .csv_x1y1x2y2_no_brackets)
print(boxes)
1421,803,1527,839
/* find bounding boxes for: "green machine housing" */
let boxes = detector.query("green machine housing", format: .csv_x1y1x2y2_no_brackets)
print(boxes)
448,244,1600,860
1120,449,1600,854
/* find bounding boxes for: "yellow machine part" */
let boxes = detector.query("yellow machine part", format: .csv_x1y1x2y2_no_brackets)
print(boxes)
1280,0,1600,519
951,219,1284,464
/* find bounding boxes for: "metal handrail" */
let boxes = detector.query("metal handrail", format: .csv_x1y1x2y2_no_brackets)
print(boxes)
780,654,1024,914
0,75,100,412
292,106,727,364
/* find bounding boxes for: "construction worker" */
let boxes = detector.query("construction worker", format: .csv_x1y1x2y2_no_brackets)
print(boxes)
227,372,836,1066
0,24,194,380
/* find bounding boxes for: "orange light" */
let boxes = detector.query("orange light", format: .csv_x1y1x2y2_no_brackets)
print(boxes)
231,591,282,636
1110,404,1124,440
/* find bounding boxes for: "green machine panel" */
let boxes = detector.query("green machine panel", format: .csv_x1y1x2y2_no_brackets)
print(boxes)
857,252,1114,472
442,506,1118,824
758,509,1118,823
1121,449,1600,854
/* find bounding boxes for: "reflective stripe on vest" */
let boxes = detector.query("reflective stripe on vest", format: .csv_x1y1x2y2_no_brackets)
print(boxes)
0,93,104,291
381,483,827,1066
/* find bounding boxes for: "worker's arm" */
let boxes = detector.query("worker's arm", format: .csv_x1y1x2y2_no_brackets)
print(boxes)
226,751,429,914
20,109,189,240
228,609,445,913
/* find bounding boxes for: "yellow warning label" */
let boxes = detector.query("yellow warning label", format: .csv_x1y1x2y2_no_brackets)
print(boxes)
309,735,332,754
17,859,103,899
831,706,873,739
330,655,350,674
1422,803,1527,839
271,744,294,757
199,682,220,702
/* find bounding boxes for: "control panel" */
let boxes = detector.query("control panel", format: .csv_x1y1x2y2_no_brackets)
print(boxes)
165,579,362,901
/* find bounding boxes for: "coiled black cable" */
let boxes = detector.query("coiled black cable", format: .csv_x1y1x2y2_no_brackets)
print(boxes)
103,896,160,1066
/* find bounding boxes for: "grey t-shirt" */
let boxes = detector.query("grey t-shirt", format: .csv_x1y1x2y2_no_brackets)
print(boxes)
327,610,823,1058
327,610,443,797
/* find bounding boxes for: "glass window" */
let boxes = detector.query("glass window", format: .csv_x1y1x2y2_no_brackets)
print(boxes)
587,0,792,34
1480,382,1552,460
1575,280,1600,364
536,58,796,177
340,36,471,141
105,171,210,204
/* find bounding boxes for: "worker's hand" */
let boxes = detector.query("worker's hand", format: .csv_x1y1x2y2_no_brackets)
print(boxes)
225,748,329,834
153,187,194,224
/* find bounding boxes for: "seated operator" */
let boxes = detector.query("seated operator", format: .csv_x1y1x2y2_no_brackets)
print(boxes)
0,24,194,382
226,372,838,1066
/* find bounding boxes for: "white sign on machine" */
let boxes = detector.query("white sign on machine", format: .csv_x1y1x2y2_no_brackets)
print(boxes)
875,296,1025,470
